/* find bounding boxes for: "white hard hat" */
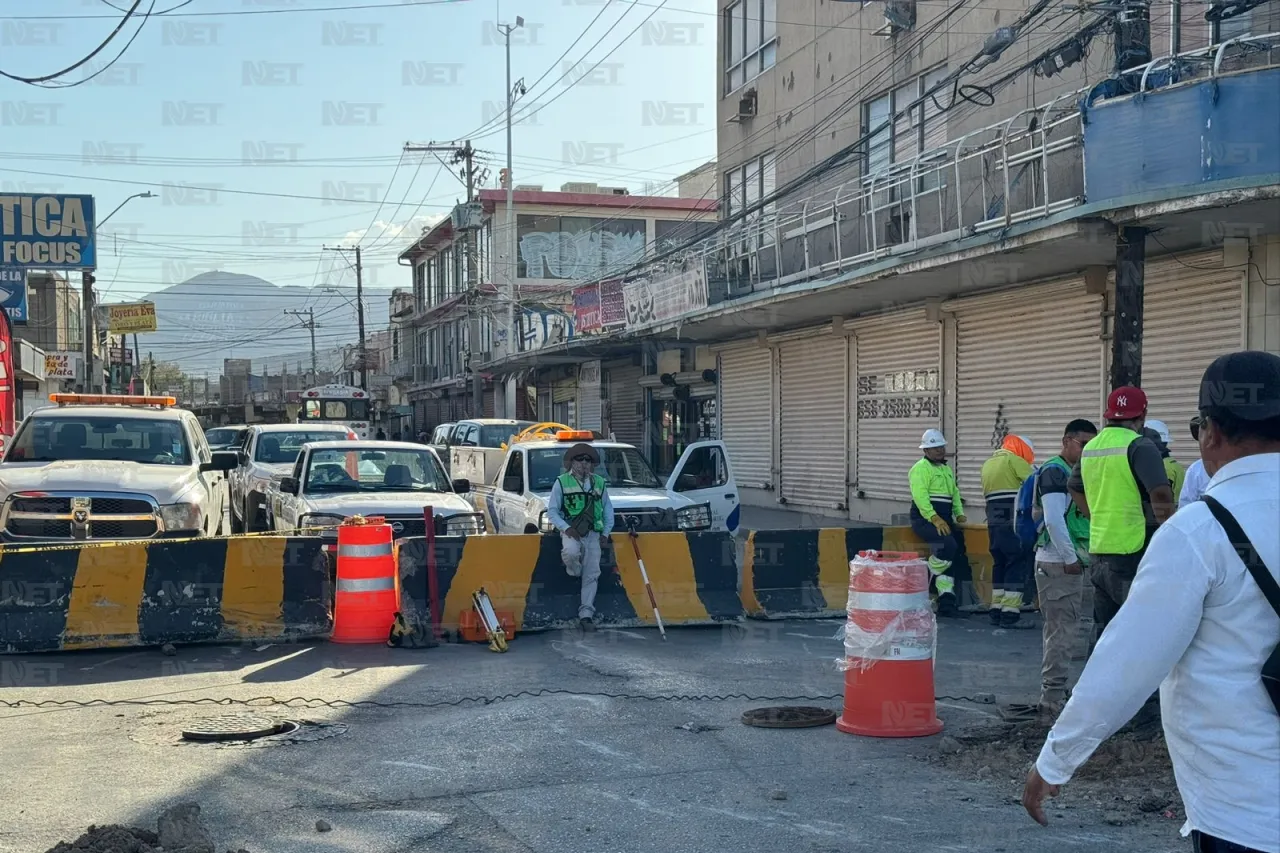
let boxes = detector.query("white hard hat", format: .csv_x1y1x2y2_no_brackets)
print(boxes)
1147,419,1171,445
919,429,947,449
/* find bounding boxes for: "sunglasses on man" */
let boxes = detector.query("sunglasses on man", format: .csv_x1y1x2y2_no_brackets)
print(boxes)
1190,416,1202,442
573,454,594,462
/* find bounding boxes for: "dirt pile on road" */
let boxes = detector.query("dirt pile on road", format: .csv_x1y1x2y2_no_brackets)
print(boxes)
44,803,236,853
928,716,1182,825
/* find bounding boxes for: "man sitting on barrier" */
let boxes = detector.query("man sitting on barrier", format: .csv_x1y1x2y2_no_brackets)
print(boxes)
546,442,616,632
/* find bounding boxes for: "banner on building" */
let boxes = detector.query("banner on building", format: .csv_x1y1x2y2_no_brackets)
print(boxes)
45,351,79,379
0,309,14,438
622,262,708,329
572,283,602,333
599,279,626,328
0,267,28,324
105,301,157,333
0,194,96,270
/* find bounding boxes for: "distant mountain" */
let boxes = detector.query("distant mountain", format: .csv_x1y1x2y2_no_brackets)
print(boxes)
115,271,392,376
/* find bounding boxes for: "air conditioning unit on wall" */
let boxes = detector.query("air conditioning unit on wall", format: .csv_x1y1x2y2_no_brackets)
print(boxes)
729,88,757,123
874,0,917,37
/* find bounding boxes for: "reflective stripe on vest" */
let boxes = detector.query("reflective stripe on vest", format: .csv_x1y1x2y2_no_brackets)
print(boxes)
336,576,395,593
338,542,394,558
1080,427,1145,555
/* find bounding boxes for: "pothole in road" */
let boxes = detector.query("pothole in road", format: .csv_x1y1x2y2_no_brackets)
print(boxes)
129,710,347,749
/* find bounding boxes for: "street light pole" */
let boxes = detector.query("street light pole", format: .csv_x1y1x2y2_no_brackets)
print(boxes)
322,245,368,390
85,190,154,393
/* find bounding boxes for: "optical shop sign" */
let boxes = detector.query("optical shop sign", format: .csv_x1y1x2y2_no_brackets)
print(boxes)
0,194,96,268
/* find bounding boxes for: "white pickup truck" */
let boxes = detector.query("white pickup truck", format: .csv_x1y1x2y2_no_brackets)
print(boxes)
0,394,235,542
267,440,485,540
228,422,354,533
474,431,741,535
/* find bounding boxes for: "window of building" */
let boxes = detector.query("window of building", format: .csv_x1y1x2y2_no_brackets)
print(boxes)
863,66,949,179
724,0,777,94
724,152,777,246
413,261,426,308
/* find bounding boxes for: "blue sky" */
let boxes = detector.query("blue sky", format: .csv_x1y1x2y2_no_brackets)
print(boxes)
0,0,715,360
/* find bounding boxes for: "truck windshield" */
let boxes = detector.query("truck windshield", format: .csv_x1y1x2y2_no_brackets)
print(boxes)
527,447,662,492
5,416,191,465
305,447,450,493
255,430,347,463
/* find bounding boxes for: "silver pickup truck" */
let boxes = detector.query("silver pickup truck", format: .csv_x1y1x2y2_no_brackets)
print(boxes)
228,422,354,533
267,440,484,541
0,395,236,542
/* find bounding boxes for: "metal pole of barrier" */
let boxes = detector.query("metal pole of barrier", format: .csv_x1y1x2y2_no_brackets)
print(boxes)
424,505,441,639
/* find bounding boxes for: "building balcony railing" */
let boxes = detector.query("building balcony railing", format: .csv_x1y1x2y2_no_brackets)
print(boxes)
639,33,1278,308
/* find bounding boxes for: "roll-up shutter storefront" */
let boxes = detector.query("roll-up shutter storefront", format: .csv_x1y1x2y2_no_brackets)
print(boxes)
778,335,849,509
853,309,942,500
1140,251,1244,464
718,342,774,490
952,280,1105,500
553,379,575,404
577,361,603,432
606,361,645,447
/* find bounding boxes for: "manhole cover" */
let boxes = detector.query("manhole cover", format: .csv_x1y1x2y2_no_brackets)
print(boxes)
181,713,292,743
741,706,838,729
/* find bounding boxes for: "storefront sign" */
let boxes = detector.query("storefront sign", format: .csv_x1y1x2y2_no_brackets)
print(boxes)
0,309,14,437
573,283,602,333
599,279,626,328
622,263,708,329
0,194,95,269
0,267,28,323
105,301,157,333
45,351,79,379
855,369,941,419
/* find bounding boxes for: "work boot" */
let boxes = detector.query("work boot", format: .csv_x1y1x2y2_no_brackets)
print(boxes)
999,610,1022,628
579,618,596,633
989,607,1003,626
935,593,960,618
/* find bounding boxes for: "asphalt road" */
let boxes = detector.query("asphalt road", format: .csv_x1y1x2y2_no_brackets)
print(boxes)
0,618,1186,853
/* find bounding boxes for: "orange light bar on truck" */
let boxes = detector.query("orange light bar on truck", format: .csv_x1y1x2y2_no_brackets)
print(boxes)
49,393,177,407
555,430,595,441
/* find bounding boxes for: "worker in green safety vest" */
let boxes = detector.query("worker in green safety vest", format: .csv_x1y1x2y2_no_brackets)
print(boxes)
908,428,968,617
1032,418,1097,722
1067,386,1175,651
547,442,615,632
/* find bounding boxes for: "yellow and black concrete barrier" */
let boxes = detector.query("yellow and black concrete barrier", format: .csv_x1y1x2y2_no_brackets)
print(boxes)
0,536,331,654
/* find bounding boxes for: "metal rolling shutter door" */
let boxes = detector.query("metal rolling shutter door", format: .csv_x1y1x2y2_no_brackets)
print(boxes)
608,363,645,447
854,310,941,500
1140,252,1244,464
779,336,849,509
719,343,773,490
577,362,602,432
952,281,1104,499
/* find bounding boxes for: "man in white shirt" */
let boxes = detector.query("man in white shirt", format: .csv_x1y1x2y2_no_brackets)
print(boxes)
1179,418,1212,508
1022,350,1280,853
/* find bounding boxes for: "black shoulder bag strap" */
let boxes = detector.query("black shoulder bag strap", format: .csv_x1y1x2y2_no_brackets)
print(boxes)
1202,495,1280,715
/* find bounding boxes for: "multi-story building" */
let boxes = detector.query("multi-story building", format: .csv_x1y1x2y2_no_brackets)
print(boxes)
395,182,717,436
479,0,1280,522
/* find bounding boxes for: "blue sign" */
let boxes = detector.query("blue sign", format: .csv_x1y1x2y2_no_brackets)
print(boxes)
0,194,96,269
0,267,27,324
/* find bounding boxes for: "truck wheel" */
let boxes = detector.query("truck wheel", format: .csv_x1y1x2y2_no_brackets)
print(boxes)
524,525,539,534
229,505,245,534
244,498,261,533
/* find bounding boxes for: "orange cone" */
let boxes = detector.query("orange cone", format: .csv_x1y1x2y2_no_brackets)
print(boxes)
836,550,943,738
332,516,399,644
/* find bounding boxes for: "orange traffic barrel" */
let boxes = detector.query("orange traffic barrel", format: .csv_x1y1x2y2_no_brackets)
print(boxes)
836,550,943,738
332,515,399,644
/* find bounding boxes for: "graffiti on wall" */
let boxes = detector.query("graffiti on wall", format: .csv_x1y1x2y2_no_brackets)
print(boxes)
519,229,646,280
519,308,575,352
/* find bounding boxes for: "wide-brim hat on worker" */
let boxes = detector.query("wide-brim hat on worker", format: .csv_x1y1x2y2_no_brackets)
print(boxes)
564,442,600,465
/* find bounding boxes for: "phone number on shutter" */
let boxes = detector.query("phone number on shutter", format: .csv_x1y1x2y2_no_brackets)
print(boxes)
857,396,940,419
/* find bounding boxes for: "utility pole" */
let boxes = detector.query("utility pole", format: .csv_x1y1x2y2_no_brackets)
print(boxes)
404,139,486,418
1110,2,1151,388
284,308,318,380
500,17,524,417
322,246,368,390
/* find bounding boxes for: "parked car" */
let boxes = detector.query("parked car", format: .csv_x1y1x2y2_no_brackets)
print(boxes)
267,440,484,541
436,418,536,480
205,424,248,452
0,393,235,543
473,428,740,535
228,423,354,532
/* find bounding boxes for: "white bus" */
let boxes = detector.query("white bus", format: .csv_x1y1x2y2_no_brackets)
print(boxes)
298,384,374,438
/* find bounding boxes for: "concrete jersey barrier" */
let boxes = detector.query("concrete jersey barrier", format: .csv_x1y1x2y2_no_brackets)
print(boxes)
396,531,744,634
0,536,331,654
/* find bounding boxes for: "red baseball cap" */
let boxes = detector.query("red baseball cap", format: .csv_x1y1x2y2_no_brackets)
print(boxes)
1104,386,1148,420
